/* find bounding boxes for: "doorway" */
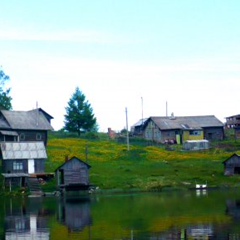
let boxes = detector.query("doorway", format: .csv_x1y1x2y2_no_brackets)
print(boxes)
28,159,35,174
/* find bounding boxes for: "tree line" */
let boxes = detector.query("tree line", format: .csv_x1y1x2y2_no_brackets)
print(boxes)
0,67,97,135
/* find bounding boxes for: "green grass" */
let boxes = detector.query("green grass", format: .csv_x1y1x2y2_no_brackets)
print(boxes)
43,132,240,192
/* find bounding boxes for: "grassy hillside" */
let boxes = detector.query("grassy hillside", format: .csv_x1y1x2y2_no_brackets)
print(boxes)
46,132,240,192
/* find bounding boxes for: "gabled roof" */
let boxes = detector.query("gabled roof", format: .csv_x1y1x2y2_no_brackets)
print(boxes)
226,114,240,119
55,156,91,171
131,118,148,128
0,108,54,131
222,153,240,163
149,115,224,130
0,141,47,160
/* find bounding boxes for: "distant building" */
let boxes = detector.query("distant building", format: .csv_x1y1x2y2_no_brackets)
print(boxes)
225,114,240,139
131,115,224,143
225,114,240,128
107,128,117,139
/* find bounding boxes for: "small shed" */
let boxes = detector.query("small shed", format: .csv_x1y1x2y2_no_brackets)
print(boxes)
183,140,209,151
55,156,91,192
223,153,240,176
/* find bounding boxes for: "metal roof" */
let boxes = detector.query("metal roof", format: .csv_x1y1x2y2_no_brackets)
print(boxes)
131,118,148,127
0,142,47,160
0,108,54,130
0,130,18,136
2,173,29,178
150,115,224,130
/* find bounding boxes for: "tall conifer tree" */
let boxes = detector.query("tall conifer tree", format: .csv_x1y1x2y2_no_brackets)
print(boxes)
64,87,97,135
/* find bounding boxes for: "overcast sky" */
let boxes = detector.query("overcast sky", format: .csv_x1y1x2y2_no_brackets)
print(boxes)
0,0,239,132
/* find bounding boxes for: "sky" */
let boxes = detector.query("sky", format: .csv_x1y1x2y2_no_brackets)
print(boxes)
0,0,240,132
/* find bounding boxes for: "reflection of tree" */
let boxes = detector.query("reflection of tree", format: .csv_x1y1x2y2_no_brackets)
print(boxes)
57,197,92,232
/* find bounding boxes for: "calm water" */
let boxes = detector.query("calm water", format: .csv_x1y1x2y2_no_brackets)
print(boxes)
1,189,240,239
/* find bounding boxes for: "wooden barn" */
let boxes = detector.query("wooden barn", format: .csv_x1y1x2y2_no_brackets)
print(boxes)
223,153,240,176
55,156,91,192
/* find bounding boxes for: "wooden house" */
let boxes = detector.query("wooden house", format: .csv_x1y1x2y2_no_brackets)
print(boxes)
223,153,240,176
0,141,48,189
55,156,91,192
135,115,224,144
0,108,54,189
130,118,148,136
1,142,47,174
0,108,54,146
225,114,240,139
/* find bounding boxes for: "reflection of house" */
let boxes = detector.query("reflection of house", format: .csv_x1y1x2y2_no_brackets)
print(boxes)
226,199,240,219
186,225,213,239
55,156,91,192
132,115,224,143
5,198,50,240
0,108,54,190
223,153,240,176
57,198,92,232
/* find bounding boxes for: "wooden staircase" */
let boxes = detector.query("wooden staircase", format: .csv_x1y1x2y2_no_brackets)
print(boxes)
27,177,43,196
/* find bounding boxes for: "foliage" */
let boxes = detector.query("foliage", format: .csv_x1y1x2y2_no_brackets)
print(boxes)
0,67,12,110
64,87,97,135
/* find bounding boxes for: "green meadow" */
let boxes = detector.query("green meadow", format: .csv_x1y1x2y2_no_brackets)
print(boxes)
45,131,240,192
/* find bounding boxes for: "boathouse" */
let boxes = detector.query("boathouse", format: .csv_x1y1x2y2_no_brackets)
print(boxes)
55,156,91,192
223,153,240,176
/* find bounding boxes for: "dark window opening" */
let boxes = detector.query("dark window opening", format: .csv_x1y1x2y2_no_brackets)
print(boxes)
234,167,240,174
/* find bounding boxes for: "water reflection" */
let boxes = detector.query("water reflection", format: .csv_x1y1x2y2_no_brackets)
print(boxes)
57,197,92,232
226,199,240,220
5,197,51,240
3,191,240,239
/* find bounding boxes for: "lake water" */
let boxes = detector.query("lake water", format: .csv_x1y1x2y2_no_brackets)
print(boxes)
1,189,240,239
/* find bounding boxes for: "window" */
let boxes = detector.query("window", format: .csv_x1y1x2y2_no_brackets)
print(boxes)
13,162,23,171
20,133,25,141
36,133,42,140
189,130,201,136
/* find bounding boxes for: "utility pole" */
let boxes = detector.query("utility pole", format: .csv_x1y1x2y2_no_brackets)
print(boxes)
125,107,130,151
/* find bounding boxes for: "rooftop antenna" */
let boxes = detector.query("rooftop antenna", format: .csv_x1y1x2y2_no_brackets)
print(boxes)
166,101,168,117
36,101,39,126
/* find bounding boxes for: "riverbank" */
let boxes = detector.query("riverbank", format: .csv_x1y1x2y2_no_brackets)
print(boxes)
2,133,240,195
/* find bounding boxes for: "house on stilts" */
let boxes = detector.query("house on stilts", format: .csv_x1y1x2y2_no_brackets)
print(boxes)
55,156,91,194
